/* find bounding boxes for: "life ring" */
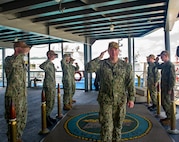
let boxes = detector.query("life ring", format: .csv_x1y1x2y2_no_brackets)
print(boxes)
74,71,82,81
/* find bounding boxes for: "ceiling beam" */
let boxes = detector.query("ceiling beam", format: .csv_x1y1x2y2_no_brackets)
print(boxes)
0,13,85,44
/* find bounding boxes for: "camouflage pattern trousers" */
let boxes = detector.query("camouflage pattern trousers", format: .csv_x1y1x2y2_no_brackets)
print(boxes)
161,88,172,119
99,103,126,142
62,80,72,105
44,87,56,116
148,84,157,106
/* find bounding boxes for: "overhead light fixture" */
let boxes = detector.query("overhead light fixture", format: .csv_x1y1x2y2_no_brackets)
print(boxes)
110,24,114,32
14,37,18,42
55,0,65,13
147,18,152,23
55,0,61,2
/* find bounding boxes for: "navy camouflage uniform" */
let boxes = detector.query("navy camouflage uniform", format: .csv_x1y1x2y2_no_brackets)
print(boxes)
40,59,56,117
86,57,135,142
156,61,176,119
147,62,159,107
70,62,79,98
61,56,73,106
4,54,28,141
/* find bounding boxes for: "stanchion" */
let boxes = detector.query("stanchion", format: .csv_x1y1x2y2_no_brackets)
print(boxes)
9,99,17,142
167,90,179,134
39,90,49,135
136,75,141,87
56,83,63,119
147,89,151,106
156,82,161,117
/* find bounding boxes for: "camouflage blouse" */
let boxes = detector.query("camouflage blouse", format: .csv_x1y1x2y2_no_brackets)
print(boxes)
86,57,135,105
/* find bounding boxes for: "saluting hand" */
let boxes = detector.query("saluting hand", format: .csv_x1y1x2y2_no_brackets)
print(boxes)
155,56,159,62
99,50,107,59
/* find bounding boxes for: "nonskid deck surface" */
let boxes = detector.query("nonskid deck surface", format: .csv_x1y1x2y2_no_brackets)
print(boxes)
0,87,179,142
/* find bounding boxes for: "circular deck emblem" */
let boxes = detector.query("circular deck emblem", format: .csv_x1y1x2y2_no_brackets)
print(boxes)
64,112,152,141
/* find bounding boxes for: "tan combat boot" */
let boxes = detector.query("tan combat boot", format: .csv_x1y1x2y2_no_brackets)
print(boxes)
160,118,171,126
63,104,71,110
17,139,23,142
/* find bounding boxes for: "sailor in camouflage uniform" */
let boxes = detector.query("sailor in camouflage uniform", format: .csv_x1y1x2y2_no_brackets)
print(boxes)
70,57,79,104
39,50,57,126
4,41,31,142
147,54,159,111
155,50,176,126
85,41,135,142
61,54,73,110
